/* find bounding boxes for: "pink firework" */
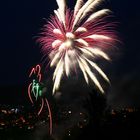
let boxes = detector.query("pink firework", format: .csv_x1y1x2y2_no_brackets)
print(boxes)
38,0,117,94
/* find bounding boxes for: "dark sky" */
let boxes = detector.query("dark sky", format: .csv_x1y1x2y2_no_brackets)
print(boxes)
0,0,140,107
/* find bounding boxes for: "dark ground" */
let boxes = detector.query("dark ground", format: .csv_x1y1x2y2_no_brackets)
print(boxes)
0,106,140,140
0,86,140,140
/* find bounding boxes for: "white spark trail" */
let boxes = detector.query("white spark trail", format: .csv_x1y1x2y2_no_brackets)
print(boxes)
86,34,112,40
73,0,95,29
54,10,62,22
80,0,104,21
53,29,63,35
50,51,61,67
74,0,84,16
53,61,64,94
86,48,110,60
75,27,87,32
53,58,63,80
52,40,62,48
77,59,89,84
86,9,111,23
84,57,110,82
79,47,94,57
76,39,89,47
65,51,70,76
56,0,66,27
79,56,104,93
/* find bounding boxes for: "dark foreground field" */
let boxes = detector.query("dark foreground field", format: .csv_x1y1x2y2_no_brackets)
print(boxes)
0,86,140,140
0,105,140,140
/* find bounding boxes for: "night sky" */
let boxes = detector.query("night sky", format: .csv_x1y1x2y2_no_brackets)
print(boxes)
0,0,140,107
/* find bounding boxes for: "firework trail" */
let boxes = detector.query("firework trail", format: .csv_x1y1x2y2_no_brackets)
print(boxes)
38,0,117,94
28,64,53,135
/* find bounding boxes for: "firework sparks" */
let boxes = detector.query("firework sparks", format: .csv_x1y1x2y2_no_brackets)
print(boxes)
38,0,117,94
28,64,53,135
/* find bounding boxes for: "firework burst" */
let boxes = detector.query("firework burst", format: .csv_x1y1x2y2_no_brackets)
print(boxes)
38,0,117,94
28,64,52,135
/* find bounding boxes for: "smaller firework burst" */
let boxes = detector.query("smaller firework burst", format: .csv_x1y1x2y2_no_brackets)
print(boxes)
28,64,52,135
